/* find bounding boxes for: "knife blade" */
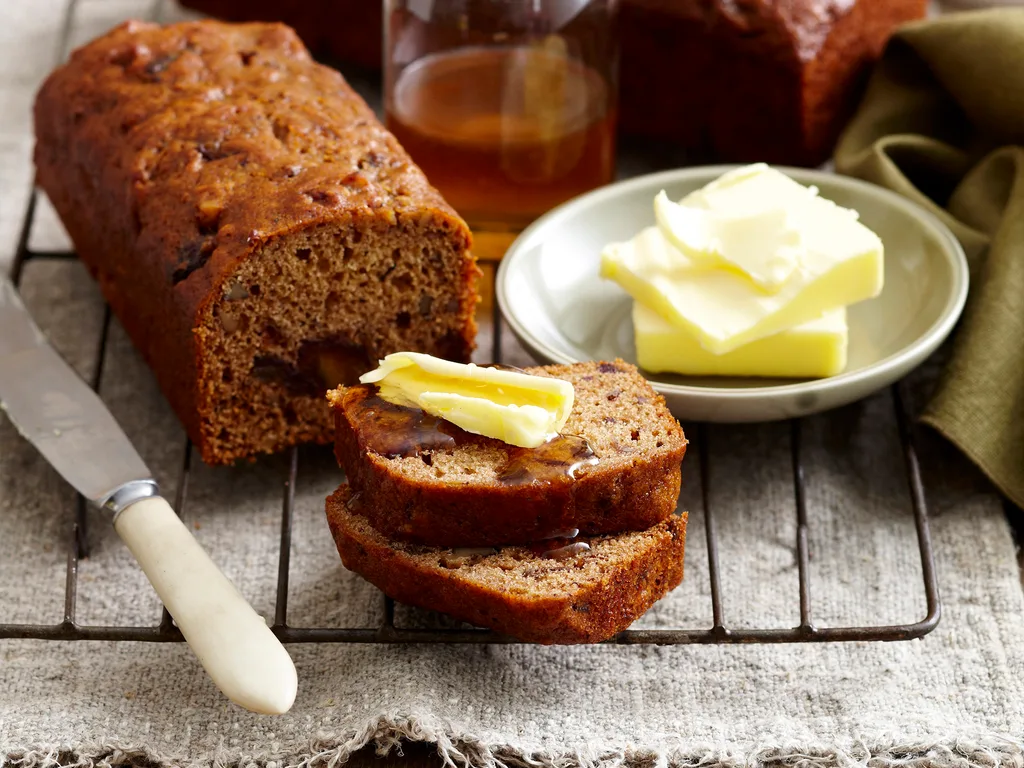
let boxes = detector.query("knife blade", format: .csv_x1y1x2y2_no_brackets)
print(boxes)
0,276,297,714
0,279,150,505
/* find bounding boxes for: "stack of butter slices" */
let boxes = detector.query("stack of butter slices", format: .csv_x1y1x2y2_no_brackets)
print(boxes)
325,353,688,643
601,164,885,378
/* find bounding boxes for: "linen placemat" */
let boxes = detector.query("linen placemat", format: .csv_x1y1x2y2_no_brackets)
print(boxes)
835,8,1024,511
2,2,1024,766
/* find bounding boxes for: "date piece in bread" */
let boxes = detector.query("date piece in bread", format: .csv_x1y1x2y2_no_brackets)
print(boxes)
33,20,479,465
329,360,687,547
327,484,687,644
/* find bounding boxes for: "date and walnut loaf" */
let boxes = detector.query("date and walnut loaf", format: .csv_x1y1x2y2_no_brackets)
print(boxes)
33,20,479,465
329,360,688,547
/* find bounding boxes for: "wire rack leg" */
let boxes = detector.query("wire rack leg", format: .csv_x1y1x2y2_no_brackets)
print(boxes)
790,420,815,635
892,384,942,632
274,447,298,630
698,425,727,637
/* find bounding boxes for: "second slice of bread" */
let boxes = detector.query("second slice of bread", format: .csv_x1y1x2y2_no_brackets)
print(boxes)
329,360,687,547
327,485,687,644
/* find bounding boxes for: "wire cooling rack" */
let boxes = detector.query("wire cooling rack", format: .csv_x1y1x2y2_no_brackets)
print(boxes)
0,0,939,645
0,190,940,646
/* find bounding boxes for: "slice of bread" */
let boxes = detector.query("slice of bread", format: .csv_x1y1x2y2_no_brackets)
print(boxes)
326,485,687,644
328,359,688,546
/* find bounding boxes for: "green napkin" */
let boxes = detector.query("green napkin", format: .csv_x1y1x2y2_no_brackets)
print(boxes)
835,8,1024,510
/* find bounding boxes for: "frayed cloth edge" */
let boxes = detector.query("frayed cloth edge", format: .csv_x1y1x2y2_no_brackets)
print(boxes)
3,720,1023,768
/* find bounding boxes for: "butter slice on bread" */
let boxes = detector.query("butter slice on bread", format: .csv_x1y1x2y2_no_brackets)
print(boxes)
328,360,688,547
327,485,687,644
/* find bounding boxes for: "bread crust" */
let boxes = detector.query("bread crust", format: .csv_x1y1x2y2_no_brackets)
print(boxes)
326,485,687,644
33,20,478,464
331,360,688,547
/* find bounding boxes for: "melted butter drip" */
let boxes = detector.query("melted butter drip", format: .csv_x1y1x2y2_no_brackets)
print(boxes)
351,385,600,482
446,536,592,564
497,434,599,485
544,541,591,560
350,386,470,458
526,532,592,560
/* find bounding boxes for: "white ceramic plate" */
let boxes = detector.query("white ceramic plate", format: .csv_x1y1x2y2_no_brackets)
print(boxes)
495,166,969,423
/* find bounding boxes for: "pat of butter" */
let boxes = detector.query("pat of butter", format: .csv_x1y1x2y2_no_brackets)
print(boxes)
601,177,882,355
656,165,822,287
653,188,804,291
634,302,848,378
359,352,574,449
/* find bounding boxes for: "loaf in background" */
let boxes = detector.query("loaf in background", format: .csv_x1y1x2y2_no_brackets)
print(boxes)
617,0,929,166
179,0,928,166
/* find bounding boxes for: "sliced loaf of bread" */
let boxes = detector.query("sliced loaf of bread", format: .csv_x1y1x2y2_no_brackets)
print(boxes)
326,484,687,644
34,20,479,465
328,359,688,547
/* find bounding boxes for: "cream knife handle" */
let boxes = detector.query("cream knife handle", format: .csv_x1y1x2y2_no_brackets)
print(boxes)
113,495,298,715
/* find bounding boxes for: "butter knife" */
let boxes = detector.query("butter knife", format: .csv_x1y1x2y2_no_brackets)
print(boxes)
0,276,297,715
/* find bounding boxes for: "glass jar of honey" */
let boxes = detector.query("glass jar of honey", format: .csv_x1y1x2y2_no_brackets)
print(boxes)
385,0,619,260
